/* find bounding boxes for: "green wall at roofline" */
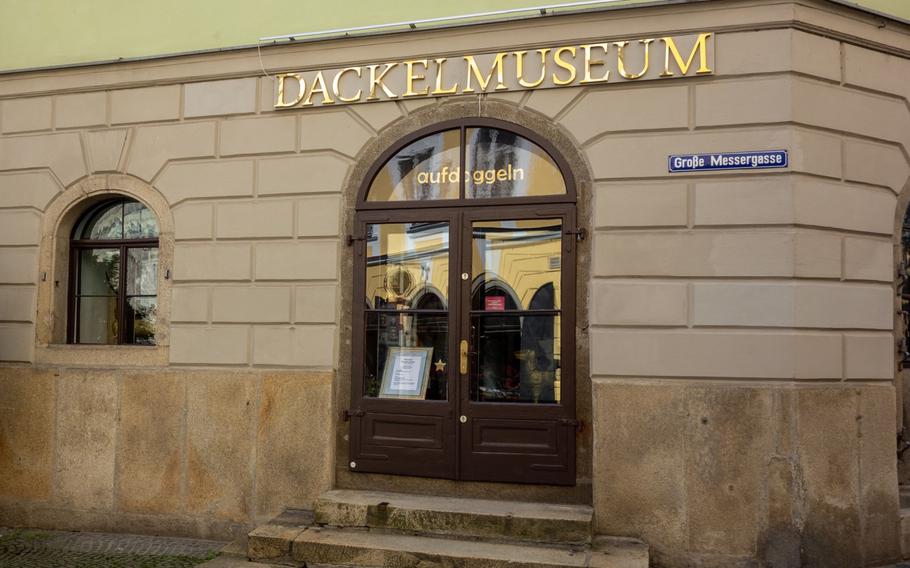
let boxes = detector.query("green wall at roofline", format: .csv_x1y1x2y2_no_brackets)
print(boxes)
0,0,908,72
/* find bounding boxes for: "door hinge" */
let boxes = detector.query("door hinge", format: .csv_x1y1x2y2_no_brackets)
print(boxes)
559,418,583,432
564,228,586,242
342,408,365,421
346,234,366,247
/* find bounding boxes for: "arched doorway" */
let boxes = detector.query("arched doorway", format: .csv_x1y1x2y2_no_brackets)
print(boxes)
348,118,578,485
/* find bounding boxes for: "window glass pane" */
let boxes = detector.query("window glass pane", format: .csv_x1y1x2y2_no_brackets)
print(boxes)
471,314,560,404
124,297,157,345
471,219,561,311
364,312,447,400
365,222,448,310
80,202,124,240
126,248,158,295
465,127,566,199
367,129,460,201
123,201,160,239
79,248,120,295
78,296,118,344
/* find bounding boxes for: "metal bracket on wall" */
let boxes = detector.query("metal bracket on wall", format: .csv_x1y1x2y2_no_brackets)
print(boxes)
346,234,365,247
564,228,586,241
341,408,365,421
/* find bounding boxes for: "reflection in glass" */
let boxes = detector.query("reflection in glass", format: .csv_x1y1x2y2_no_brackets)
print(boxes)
126,248,158,295
471,219,562,310
368,129,460,201
74,199,160,240
124,201,160,239
365,222,449,309
471,314,560,404
79,249,119,295
364,312,447,400
78,296,118,344
125,297,157,345
465,128,565,199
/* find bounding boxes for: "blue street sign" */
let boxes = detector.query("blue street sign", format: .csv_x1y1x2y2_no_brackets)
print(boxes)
668,150,788,173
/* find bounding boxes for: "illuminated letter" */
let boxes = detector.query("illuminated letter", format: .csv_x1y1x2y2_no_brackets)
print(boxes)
366,63,399,100
274,73,306,108
302,71,335,106
552,46,577,86
614,39,655,80
403,59,430,97
432,58,458,95
661,33,712,77
332,67,362,102
579,44,609,84
463,53,508,93
514,49,549,88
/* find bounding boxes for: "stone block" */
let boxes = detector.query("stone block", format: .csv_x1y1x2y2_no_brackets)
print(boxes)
0,247,38,283
173,243,251,281
296,196,341,237
1,97,52,133
696,76,790,127
186,372,256,520
255,241,338,280
594,183,687,228
126,122,216,182
844,333,894,380
170,286,209,323
0,368,54,500
169,325,250,365
156,159,253,204
844,44,910,101
591,280,687,326
352,101,404,132
592,381,687,552
0,286,35,322
116,372,184,513
220,116,296,156
173,203,214,240
55,369,117,510
212,286,291,323
294,285,338,324
590,329,841,379
252,325,335,367
111,85,180,124
562,85,688,142
844,237,892,282
793,179,895,235
0,210,41,245
687,388,772,554
85,129,127,172
858,387,901,564
216,199,294,239
258,154,350,195
595,229,839,278
299,110,373,158
796,387,862,567
0,132,87,185
525,86,580,118
55,92,107,129
255,372,334,516
0,171,61,210
692,282,892,329
695,178,793,226
844,138,909,193
0,324,34,362
185,78,257,118
248,523,307,561
715,29,839,81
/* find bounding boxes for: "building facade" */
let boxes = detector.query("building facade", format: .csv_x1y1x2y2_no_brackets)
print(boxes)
1,0,909,566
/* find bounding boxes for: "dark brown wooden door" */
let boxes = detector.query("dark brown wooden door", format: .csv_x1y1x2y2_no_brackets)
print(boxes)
349,205,576,485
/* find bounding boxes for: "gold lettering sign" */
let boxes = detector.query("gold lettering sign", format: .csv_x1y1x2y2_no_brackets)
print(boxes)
274,32,713,109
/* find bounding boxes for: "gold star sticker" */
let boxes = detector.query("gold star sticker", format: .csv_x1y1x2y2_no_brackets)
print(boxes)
434,359,446,373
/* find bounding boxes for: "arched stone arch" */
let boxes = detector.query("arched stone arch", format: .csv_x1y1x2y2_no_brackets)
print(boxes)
35,174,173,364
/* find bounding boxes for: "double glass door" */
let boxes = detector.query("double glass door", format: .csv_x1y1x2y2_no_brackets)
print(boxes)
350,205,576,485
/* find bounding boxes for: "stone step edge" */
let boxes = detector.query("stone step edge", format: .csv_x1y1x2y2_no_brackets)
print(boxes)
290,526,648,568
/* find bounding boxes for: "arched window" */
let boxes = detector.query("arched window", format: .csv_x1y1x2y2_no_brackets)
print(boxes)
68,198,160,345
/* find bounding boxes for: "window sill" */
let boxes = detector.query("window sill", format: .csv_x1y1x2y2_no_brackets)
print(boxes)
34,344,169,367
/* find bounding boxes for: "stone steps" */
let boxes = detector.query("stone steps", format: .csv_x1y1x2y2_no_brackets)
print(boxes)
314,489,594,544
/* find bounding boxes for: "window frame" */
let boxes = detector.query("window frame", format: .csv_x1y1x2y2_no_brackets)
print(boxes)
66,199,160,345
356,117,577,210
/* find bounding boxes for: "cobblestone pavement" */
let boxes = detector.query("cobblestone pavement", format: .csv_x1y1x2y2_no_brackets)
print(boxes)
0,528,226,567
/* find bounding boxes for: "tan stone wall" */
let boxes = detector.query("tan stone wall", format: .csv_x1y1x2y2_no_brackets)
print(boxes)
0,0,908,564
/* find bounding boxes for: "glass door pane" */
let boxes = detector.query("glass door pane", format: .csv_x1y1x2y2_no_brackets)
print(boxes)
469,219,562,404
362,222,450,401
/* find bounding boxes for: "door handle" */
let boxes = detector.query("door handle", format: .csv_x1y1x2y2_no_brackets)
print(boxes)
460,339,468,375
